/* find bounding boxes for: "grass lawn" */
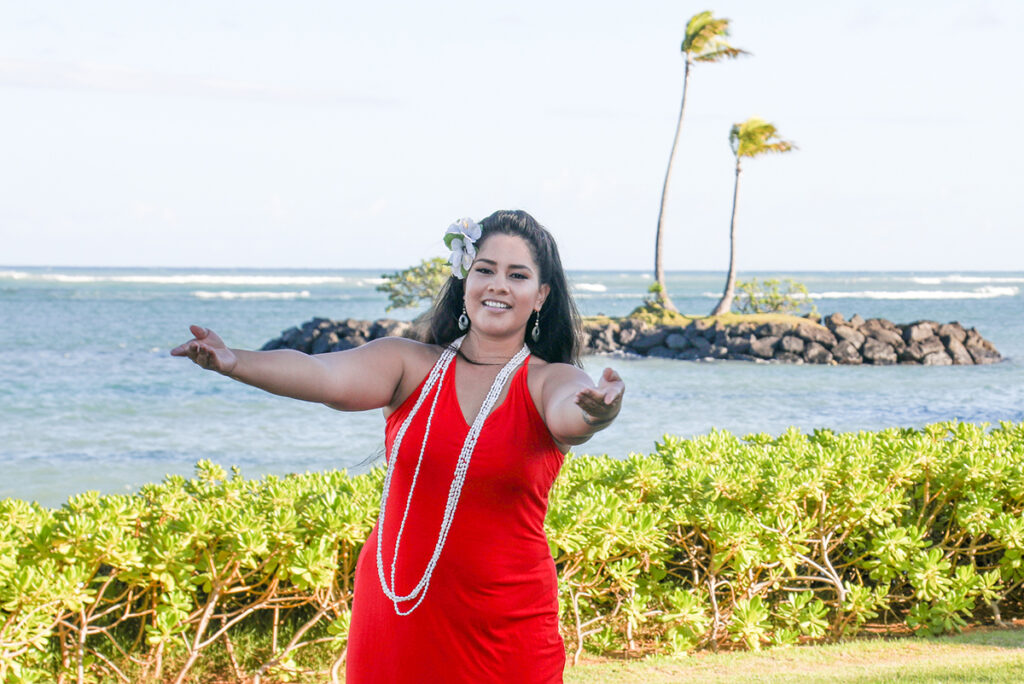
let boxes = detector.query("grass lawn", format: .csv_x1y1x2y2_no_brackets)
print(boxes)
565,626,1024,683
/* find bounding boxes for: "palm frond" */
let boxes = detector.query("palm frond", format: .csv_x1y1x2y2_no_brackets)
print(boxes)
682,11,746,63
760,142,796,155
693,46,750,63
729,117,797,159
681,11,715,52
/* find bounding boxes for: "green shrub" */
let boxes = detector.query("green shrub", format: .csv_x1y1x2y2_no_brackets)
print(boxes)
735,277,817,316
376,257,449,311
550,421,1022,663
2,421,1023,680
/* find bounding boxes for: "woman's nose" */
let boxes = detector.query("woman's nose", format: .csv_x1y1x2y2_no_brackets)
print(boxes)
487,276,510,292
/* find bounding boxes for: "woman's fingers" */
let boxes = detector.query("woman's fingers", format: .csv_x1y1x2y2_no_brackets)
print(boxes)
170,340,195,356
575,386,619,414
190,325,226,348
191,343,220,371
171,325,221,358
593,368,624,405
170,326,226,371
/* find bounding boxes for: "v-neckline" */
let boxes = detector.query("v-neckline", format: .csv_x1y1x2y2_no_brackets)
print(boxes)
452,354,527,429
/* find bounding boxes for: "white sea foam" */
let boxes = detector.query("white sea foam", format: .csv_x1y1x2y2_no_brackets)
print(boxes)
697,286,1019,300
809,287,1019,300
191,290,312,300
573,282,608,293
573,293,645,300
0,271,351,286
0,270,32,280
841,275,1024,285
916,275,1024,285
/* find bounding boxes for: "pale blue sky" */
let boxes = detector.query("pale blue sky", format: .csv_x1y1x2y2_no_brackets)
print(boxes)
1,1,1021,271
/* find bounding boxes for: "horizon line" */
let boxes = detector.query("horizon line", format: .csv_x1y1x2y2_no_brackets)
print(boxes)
2,264,1022,275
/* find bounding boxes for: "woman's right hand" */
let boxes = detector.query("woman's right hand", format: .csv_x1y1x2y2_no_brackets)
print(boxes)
170,325,238,375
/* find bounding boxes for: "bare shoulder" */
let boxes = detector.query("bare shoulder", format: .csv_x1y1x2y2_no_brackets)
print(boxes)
366,335,441,362
317,336,442,413
527,358,593,414
334,335,440,371
377,337,444,416
528,358,592,393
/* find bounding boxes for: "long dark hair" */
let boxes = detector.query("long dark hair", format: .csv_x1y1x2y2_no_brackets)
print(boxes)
425,210,582,367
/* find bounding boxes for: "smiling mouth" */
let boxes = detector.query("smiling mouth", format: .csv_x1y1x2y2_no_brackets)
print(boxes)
482,300,511,310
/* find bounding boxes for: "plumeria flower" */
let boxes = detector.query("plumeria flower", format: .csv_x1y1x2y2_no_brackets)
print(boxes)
443,218,482,279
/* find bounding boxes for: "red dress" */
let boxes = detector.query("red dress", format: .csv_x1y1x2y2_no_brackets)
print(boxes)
346,355,567,683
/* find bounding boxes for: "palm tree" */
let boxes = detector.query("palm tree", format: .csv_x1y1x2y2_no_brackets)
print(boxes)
710,117,796,316
653,10,747,311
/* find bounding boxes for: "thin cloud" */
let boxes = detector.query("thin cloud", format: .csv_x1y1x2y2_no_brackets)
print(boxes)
0,58,398,108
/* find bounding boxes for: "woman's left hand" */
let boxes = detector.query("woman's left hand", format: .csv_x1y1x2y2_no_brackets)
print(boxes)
574,367,624,426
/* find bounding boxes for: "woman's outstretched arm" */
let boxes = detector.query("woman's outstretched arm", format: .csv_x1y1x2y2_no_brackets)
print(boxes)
170,324,412,411
539,364,624,447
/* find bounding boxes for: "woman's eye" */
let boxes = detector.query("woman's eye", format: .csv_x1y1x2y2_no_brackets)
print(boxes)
511,273,527,279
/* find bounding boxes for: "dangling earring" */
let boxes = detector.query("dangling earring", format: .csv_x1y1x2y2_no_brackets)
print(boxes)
458,304,469,331
531,310,541,342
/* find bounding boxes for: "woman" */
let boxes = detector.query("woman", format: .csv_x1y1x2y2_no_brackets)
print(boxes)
172,210,624,682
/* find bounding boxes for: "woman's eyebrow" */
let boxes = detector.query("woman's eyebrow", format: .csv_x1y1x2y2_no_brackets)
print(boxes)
474,258,534,273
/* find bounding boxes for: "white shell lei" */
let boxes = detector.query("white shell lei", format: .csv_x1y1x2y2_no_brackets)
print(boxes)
376,335,530,615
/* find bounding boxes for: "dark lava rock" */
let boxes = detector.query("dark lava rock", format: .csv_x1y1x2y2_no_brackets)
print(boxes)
617,327,639,347
832,340,864,365
665,332,690,351
750,335,781,359
691,336,712,356
795,324,837,348
778,334,806,355
938,322,967,344
922,351,953,366
862,338,897,365
630,330,668,352
757,322,795,338
803,342,833,364
833,325,866,350
967,344,1002,365
904,322,937,344
945,337,974,365
901,336,945,363
727,336,753,355
647,346,676,359
868,328,906,353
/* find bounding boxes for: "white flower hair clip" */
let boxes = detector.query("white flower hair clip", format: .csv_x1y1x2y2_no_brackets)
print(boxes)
443,217,482,279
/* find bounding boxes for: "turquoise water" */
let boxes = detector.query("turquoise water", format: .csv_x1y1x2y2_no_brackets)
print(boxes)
2,267,1022,507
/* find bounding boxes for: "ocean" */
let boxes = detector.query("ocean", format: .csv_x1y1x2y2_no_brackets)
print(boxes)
2,267,1022,508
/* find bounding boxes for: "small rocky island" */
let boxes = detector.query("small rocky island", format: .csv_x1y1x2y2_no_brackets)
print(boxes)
261,313,1002,366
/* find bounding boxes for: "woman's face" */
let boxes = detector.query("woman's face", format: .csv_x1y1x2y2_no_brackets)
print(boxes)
464,233,550,340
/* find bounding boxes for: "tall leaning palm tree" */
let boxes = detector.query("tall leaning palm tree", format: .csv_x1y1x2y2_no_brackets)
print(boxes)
710,117,796,316
653,10,747,311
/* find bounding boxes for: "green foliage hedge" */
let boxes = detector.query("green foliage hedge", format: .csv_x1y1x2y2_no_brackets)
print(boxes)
734,277,817,316
375,256,449,311
3,421,1023,681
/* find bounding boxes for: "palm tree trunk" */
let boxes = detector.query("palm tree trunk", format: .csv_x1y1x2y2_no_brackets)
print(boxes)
711,159,742,316
653,59,691,312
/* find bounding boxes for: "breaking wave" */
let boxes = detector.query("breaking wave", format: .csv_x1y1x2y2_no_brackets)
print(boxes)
573,282,608,293
191,290,312,300
0,270,351,286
